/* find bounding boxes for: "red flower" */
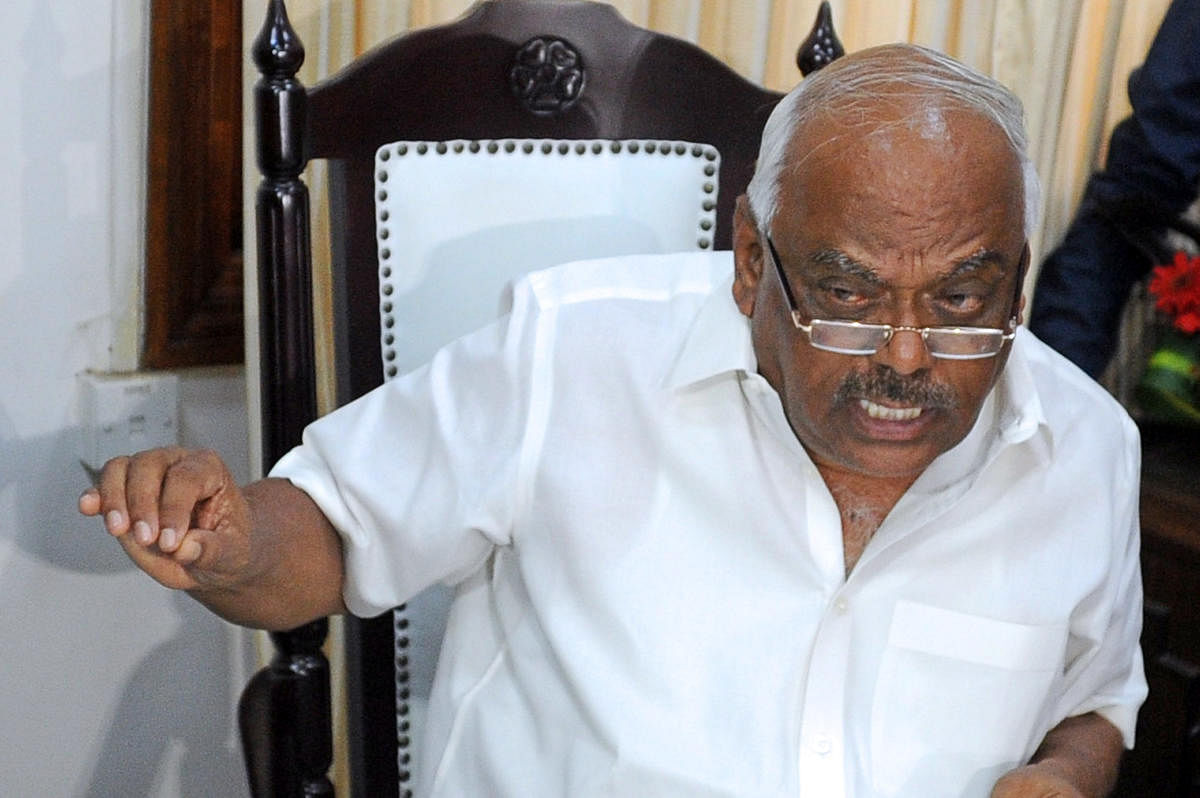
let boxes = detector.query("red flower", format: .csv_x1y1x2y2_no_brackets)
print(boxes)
1148,251,1200,327
1176,310,1200,334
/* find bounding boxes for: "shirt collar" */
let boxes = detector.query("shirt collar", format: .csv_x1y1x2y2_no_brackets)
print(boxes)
992,327,1052,453
664,270,757,391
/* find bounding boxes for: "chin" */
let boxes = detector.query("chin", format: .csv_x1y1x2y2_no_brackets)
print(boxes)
829,441,943,481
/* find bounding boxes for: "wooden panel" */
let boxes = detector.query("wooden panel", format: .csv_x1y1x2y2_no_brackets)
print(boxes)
1116,425,1200,797
144,0,243,368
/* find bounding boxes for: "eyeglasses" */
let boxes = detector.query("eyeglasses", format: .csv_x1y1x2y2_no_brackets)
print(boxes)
764,234,1017,360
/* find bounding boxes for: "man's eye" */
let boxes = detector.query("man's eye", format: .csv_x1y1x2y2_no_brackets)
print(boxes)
941,291,985,312
826,285,866,304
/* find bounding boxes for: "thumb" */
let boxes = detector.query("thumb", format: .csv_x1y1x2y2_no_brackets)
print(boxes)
172,525,252,590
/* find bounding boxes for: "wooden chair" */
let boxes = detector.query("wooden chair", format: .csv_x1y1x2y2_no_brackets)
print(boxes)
244,1,843,795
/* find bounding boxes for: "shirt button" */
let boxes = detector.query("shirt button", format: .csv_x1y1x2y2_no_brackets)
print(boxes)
812,735,833,755
833,597,849,614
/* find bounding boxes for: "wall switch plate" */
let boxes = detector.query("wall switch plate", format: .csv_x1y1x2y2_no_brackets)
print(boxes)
79,371,179,472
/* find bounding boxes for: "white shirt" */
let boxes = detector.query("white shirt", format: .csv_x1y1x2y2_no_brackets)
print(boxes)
272,251,1146,798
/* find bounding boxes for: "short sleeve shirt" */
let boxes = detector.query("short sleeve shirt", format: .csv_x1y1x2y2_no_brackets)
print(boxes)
272,251,1146,798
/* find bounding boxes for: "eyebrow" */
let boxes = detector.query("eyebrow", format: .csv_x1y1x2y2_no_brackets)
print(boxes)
809,248,884,284
807,247,1010,283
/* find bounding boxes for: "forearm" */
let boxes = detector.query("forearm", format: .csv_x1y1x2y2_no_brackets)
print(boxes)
992,711,1125,797
188,478,348,630
1029,712,1124,796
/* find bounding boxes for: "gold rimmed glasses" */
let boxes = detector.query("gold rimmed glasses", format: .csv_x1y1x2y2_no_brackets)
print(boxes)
763,234,1017,360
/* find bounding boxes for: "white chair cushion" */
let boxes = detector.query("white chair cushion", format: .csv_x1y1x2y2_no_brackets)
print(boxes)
374,138,720,376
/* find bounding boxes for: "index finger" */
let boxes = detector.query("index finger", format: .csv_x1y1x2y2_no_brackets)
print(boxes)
90,455,133,538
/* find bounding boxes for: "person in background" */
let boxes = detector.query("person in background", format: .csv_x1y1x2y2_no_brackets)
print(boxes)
1031,0,1200,378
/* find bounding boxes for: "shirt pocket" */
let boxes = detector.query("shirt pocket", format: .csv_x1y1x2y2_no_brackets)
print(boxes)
869,600,1066,796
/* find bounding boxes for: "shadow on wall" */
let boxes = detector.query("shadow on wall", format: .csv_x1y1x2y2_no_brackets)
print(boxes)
0,5,254,796
0,410,255,798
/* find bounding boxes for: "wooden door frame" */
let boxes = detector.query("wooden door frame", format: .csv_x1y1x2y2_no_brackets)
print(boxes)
144,0,244,368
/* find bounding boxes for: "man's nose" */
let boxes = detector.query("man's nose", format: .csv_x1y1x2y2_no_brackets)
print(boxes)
872,327,935,375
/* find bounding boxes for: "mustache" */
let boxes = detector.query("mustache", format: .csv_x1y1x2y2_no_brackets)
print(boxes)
834,367,959,409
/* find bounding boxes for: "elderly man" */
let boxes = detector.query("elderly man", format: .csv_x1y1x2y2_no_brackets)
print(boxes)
81,44,1143,797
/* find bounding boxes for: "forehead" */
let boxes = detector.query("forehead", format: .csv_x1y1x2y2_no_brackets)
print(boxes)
774,98,1026,281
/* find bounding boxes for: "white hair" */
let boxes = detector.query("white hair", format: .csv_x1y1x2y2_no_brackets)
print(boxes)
745,43,1041,238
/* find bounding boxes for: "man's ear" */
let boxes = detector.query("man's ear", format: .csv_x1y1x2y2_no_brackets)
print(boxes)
1013,243,1030,325
732,194,764,318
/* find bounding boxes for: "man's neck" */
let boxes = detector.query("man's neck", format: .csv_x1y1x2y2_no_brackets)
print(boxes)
816,464,917,576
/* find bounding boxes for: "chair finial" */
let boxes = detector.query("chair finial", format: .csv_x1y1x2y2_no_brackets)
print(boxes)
796,1,845,76
253,0,305,78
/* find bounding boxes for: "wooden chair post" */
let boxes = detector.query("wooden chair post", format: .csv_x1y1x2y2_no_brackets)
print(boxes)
241,1,333,796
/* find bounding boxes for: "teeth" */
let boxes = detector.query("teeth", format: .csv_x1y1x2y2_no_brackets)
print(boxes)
859,399,923,421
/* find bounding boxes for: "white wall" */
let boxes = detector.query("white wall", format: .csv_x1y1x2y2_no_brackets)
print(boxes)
0,2,254,795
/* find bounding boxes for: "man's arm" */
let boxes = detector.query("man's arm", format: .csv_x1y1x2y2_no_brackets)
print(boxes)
990,712,1125,798
79,447,347,630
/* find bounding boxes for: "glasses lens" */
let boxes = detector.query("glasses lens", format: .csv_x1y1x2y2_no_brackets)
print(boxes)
808,320,891,355
923,327,1005,359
